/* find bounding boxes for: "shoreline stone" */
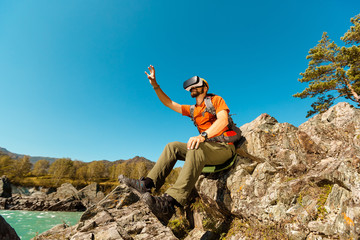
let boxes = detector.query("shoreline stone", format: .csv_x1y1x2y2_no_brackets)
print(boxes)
0,182,105,212
0,215,20,240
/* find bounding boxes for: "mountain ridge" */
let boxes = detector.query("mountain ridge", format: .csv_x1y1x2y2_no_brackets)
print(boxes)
0,147,153,165
0,147,58,164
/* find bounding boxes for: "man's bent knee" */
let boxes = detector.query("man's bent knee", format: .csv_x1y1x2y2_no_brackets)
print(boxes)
166,141,185,150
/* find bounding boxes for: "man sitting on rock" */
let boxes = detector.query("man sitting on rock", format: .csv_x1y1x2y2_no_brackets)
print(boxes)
119,65,240,224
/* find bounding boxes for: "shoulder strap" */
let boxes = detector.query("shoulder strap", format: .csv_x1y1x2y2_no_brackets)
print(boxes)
204,94,243,145
203,94,217,117
190,94,216,126
190,105,196,126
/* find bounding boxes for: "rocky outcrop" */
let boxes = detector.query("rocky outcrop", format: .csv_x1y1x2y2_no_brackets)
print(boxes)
0,215,20,240
34,184,177,240
0,182,104,212
194,102,360,239
33,102,360,239
0,176,12,198
78,183,106,208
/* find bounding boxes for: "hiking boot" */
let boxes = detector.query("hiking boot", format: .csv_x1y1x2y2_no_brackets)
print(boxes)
143,192,178,225
118,175,153,193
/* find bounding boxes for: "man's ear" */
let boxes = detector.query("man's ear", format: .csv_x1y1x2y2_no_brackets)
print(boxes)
204,86,208,93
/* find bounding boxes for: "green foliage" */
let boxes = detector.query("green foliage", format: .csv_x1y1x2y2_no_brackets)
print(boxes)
221,218,289,240
168,216,190,240
87,161,106,182
16,156,32,177
283,177,296,183
32,159,50,176
0,155,32,179
109,161,150,180
0,155,15,177
296,183,333,221
190,198,205,211
190,198,231,236
342,14,360,44
76,165,88,182
48,158,74,185
0,153,183,195
294,14,360,117
297,192,303,207
316,184,332,220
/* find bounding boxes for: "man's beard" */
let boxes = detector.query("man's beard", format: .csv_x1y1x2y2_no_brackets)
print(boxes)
191,87,204,98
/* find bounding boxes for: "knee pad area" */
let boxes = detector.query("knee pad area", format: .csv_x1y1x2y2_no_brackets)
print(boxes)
165,141,186,152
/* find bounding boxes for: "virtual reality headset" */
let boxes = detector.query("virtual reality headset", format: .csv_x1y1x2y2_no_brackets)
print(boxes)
183,76,208,91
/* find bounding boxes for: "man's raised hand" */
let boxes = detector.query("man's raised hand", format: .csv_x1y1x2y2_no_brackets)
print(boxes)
145,65,158,87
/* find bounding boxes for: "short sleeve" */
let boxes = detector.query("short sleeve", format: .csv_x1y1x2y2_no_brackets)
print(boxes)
181,105,191,117
212,96,230,114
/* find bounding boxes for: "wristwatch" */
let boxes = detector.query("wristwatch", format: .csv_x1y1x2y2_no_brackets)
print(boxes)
201,132,208,140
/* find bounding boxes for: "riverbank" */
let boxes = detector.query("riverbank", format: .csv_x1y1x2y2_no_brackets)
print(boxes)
0,210,82,240
0,179,106,212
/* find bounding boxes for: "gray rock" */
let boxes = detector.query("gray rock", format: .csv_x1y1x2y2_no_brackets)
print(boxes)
0,182,106,212
184,229,219,240
34,184,178,239
53,183,79,201
47,196,86,211
299,102,360,165
194,102,360,239
0,215,20,240
0,176,11,198
78,183,105,208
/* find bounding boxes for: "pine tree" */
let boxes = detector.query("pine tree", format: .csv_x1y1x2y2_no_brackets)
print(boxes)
294,14,360,117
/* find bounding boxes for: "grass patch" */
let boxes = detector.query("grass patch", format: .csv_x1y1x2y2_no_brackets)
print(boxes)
221,218,289,240
11,176,119,192
168,215,191,240
296,182,333,220
316,184,332,220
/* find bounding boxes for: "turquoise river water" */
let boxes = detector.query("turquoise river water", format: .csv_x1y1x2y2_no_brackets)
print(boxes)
0,210,83,240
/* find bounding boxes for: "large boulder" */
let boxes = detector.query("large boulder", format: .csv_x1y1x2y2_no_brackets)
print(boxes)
0,176,12,198
34,184,178,240
78,183,105,208
0,183,105,212
50,183,79,201
0,215,20,240
298,102,360,160
195,102,360,239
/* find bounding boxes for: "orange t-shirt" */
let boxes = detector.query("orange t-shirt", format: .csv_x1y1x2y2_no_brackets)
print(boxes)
181,95,230,137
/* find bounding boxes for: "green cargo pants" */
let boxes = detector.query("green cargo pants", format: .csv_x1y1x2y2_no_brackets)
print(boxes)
147,141,235,206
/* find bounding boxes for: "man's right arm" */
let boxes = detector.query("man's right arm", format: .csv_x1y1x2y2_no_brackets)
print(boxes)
145,65,182,114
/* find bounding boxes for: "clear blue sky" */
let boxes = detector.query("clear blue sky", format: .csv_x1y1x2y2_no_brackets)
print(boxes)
0,1,358,164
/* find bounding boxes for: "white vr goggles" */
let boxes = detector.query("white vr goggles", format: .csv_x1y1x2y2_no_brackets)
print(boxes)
183,76,205,91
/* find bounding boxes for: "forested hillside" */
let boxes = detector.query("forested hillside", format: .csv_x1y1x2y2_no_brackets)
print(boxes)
0,149,180,192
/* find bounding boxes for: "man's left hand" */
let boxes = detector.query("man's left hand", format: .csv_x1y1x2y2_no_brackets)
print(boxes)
187,135,205,150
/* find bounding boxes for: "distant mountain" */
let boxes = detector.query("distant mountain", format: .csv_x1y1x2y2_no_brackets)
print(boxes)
0,147,58,165
0,147,154,167
0,147,12,155
113,156,155,169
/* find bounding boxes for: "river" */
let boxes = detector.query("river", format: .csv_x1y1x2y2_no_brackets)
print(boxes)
0,210,83,240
